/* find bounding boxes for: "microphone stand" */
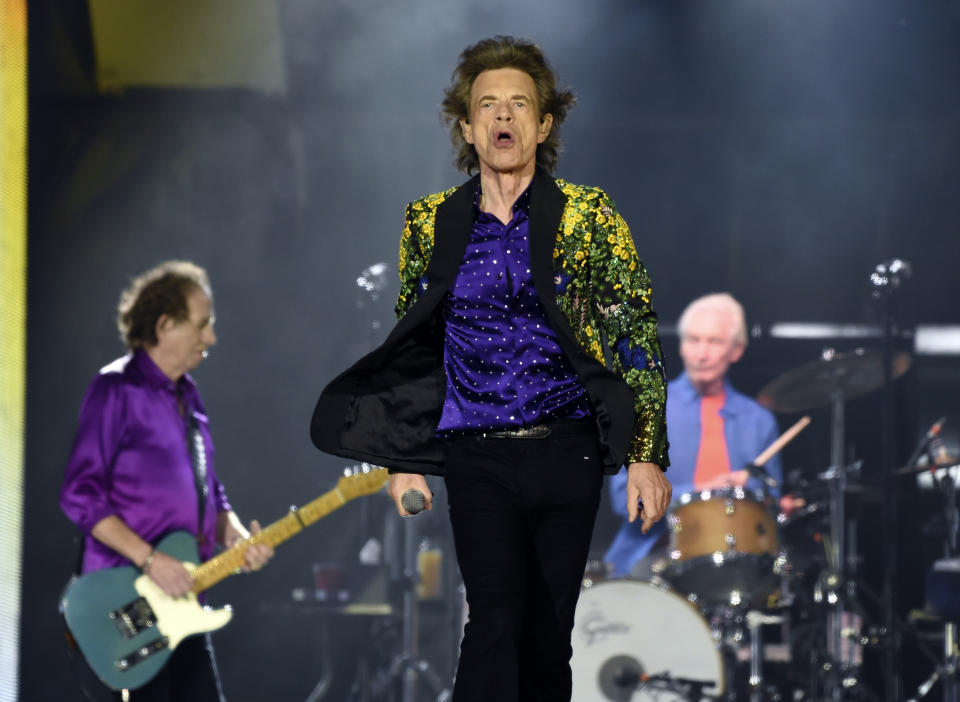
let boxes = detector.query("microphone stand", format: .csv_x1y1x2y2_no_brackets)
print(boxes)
353,263,450,702
370,509,451,702
871,258,912,702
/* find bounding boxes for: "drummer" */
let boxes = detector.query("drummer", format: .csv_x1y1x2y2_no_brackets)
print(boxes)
606,293,783,577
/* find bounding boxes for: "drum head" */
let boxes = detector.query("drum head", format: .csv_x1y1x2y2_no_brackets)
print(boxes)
571,580,723,701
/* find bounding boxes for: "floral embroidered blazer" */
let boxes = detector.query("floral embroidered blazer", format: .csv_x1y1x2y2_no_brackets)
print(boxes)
312,170,669,475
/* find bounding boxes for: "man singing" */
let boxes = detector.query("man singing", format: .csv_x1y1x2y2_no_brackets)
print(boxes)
312,37,671,702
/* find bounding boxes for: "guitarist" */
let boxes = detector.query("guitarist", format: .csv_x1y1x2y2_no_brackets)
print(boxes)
59,260,273,701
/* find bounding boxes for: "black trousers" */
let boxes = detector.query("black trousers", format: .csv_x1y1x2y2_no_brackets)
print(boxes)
112,634,224,702
444,422,604,702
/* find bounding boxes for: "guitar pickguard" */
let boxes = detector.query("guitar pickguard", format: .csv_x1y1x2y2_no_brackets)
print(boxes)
133,567,232,650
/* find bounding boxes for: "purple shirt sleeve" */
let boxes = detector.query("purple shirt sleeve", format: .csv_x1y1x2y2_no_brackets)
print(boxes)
59,373,126,533
60,351,232,572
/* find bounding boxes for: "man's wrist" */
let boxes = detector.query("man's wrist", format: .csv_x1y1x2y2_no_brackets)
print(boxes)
140,547,156,573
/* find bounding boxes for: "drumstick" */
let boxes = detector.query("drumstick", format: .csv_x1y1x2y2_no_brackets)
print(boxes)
752,415,811,466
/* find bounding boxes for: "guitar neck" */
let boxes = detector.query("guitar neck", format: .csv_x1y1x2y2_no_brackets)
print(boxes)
191,486,349,593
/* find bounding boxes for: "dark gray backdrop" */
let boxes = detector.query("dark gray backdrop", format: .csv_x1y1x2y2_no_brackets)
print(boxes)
22,1,960,699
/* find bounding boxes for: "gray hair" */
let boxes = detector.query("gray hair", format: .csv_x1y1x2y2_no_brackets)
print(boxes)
677,292,747,348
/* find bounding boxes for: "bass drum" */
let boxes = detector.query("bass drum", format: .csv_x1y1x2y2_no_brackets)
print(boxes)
571,580,723,701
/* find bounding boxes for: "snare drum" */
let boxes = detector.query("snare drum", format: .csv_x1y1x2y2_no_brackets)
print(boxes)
571,580,723,701
662,487,783,605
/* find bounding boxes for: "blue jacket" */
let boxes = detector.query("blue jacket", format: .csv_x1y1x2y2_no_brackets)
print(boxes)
604,372,782,576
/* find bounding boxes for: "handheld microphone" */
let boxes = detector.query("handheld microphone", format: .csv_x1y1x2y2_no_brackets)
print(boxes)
400,488,427,515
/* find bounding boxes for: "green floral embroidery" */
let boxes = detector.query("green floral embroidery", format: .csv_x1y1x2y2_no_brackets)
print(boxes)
396,186,457,319
552,179,668,466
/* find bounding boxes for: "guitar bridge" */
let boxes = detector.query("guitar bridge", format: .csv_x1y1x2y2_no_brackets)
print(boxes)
109,597,156,638
114,636,169,671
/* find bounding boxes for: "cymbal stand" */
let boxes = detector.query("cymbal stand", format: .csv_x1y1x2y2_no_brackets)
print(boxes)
745,610,786,702
819,379,868,700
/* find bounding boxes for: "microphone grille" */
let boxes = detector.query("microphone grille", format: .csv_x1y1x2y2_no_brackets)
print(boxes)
400,488,426,515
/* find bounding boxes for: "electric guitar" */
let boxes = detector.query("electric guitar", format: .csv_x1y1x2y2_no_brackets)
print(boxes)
60,465,388,691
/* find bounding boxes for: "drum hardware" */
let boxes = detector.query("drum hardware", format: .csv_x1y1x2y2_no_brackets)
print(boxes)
692,598,797,702
745,611,786,702
758,335,916,701
571,580,725,701
583,558,614,589
636,674,717,700
663,487,783,607
660,415,811,612
756,347,911,415
754,335,917,700
797,457,879,700
907,418,960,702
907,604,959,702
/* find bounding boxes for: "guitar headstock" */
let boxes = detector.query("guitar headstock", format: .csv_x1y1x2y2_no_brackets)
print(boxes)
338,463,389,500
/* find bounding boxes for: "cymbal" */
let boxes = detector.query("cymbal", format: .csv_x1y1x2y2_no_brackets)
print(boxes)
757,348,912,413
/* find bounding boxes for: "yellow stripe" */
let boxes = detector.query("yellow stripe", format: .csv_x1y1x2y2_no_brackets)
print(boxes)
0,1,27,697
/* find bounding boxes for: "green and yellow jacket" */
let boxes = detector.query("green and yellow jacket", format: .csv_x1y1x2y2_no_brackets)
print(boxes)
312,169,669,474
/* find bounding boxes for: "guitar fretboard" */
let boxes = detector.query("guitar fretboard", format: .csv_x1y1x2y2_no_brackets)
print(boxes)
191,473,383,593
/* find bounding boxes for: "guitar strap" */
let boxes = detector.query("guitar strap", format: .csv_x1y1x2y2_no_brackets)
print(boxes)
187,411,209,544
179,385,209,545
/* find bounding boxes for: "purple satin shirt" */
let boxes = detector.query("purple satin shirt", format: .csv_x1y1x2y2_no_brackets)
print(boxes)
60,349,231,573
437,182,590,434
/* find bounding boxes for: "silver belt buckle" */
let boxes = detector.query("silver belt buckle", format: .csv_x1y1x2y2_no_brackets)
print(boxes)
483,424,551,439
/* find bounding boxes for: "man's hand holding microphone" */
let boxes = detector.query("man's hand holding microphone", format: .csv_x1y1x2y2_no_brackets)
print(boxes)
387,472,433,516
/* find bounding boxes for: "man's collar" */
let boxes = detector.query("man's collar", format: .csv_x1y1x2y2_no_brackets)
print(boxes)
130,347,196,395
674,372,738,411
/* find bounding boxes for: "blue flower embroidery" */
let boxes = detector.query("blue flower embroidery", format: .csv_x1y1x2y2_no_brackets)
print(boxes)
615,339,665,378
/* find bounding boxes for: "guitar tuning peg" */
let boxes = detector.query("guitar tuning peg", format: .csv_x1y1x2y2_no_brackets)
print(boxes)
361,463,371,474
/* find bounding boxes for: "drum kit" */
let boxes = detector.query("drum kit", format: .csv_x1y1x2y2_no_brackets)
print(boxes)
572,346,960,701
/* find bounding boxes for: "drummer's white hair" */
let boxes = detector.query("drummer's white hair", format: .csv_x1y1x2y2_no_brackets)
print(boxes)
678,293,747,348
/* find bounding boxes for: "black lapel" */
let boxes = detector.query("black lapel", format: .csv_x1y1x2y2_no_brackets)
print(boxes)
528,170,570,332
379,174,478,347
427,173,479,294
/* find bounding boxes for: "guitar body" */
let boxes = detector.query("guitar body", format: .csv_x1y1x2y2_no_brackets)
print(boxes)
61,531,233,691
60,466,387,692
